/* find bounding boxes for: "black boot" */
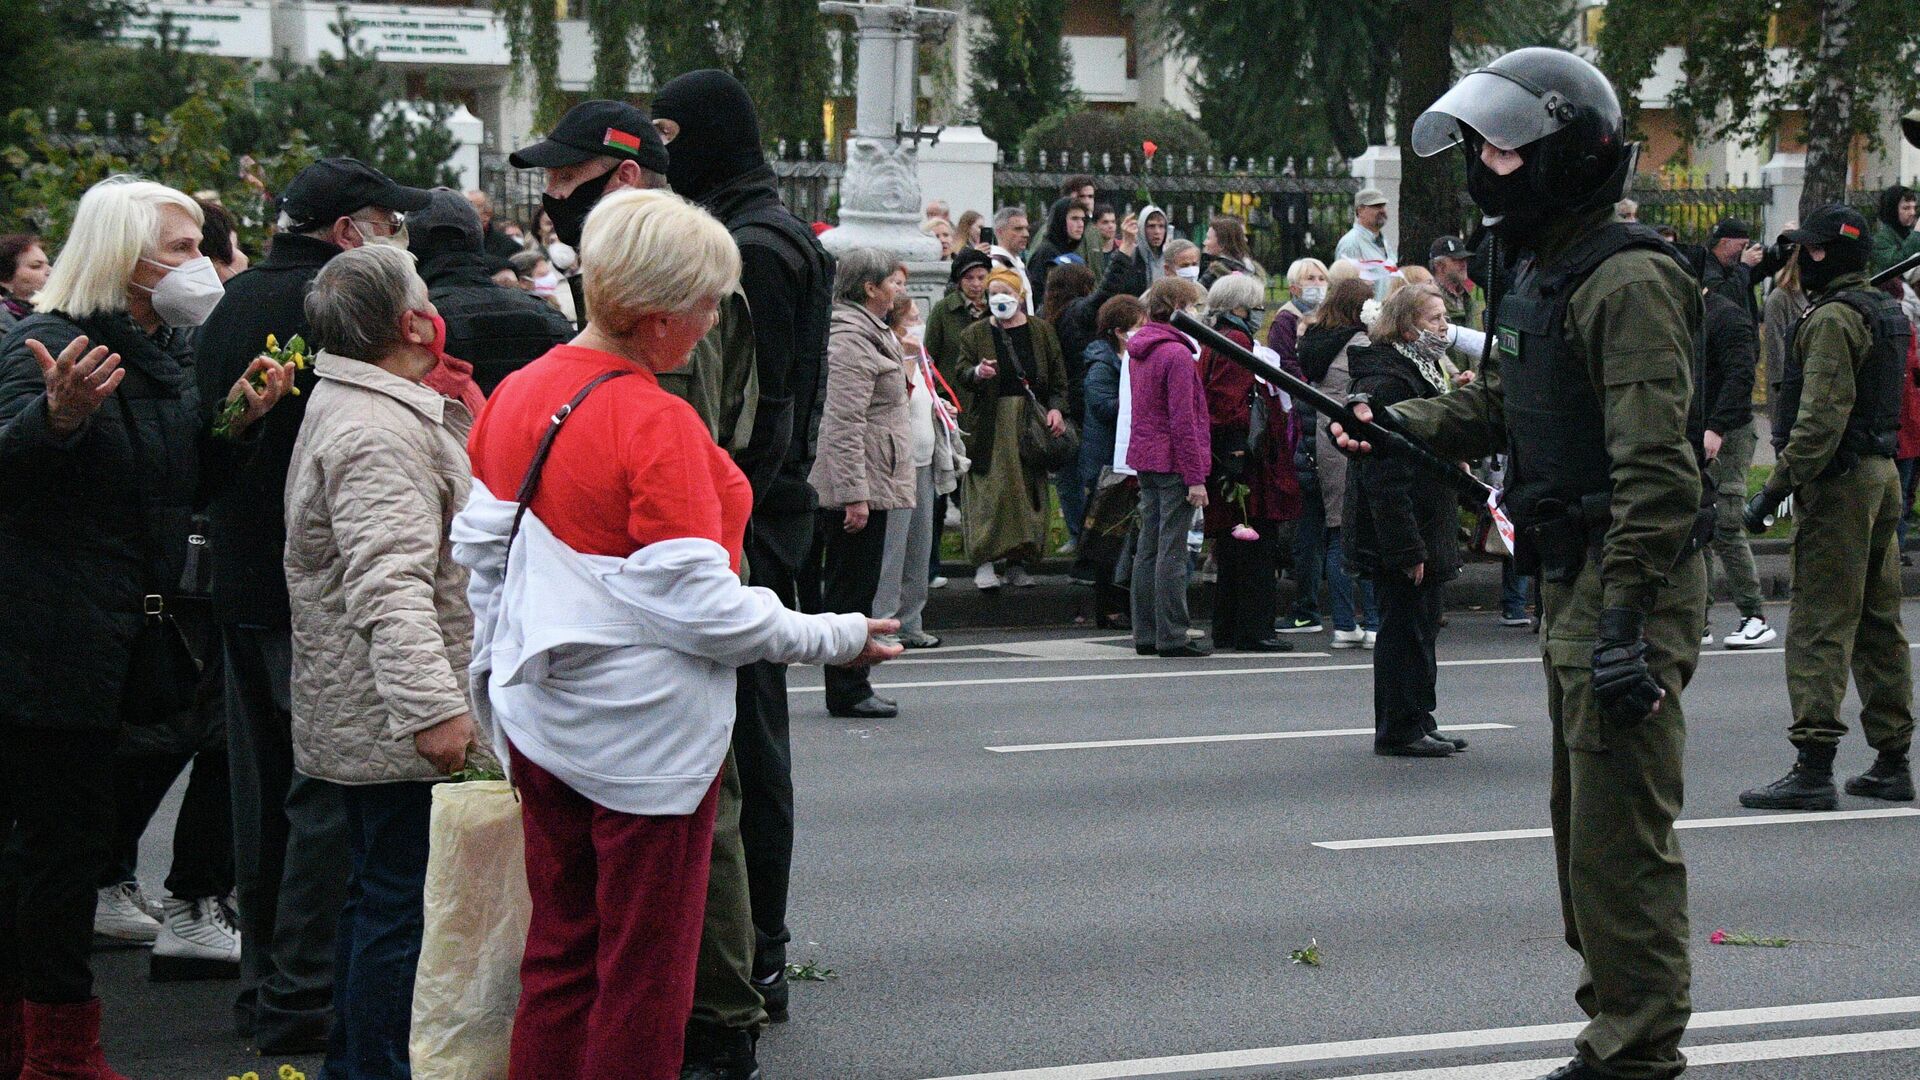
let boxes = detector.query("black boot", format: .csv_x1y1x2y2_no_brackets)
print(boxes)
1536,1058,1628,1079
680,1022,761,1080
1845,751,1915,801
1739,743,1839,811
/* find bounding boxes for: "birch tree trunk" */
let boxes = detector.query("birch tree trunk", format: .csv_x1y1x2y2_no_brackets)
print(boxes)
1799,0,1858,216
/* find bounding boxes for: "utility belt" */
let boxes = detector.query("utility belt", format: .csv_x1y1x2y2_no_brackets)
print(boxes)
1818,434,1898,481
1515,481,1716,584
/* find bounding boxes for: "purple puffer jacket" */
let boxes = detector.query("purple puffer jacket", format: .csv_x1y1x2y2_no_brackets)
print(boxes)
1125,321,1211,486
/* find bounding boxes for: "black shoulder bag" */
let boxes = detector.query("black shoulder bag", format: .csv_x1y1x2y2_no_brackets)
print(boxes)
991,325,1080,472
504,370,632,569
115,396,204,727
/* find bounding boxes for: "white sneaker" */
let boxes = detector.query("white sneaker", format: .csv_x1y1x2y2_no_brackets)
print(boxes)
928,575,949,590
1702,630,1714,646
94,883,161,944
1331,629,1367,649
1723,616,1777,649
974,562,1002,591
150,897,241,981
1363,630,1378,650
1007,565,1035,588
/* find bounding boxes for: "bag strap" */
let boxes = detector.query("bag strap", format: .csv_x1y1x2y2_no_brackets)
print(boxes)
990,324,1050,414
506,370,632,561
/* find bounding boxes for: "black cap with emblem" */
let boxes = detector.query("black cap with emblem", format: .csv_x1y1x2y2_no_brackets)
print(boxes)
509,100,670,175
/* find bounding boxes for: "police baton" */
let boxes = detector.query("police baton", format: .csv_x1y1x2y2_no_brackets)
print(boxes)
1871,249,1920,287
1169,310,1494,502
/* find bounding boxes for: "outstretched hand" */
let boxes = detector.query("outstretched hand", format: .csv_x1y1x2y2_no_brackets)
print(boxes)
1329,401,1376,455
29,336,123,436
850,619,904,667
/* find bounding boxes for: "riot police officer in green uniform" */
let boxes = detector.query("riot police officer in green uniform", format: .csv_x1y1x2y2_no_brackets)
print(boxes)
1336,48,1705,1080
1740,205,1916,810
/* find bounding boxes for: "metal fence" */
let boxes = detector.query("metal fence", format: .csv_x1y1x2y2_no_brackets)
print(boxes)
1624,173,1771,241
481,145,845,229
994,150,1362,277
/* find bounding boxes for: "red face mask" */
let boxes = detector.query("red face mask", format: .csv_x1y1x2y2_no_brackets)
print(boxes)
407,310,449,362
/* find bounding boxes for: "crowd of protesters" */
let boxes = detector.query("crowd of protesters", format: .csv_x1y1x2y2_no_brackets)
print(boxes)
4,58,1920,1080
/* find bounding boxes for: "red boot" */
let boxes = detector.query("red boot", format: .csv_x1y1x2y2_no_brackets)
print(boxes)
20,1000,128,1080
2,996,22,1080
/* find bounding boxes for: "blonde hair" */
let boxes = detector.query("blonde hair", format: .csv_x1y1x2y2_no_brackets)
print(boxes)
1387,265,1434,296
1286,257,1329,290
1325,258,1362,287
1370,283,1446,343
580,188,740,332
36,176,203,319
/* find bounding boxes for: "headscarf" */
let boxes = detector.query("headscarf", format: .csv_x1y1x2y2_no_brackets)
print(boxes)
986,268,1027,301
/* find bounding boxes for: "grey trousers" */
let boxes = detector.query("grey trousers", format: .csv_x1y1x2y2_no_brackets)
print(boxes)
1132,471,1196,650
1704,422,1762,622
873,465,936,636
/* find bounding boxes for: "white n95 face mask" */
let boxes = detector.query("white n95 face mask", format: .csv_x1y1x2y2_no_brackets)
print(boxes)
988,295,1020,319
139,256,225,328
1175,265,1201,280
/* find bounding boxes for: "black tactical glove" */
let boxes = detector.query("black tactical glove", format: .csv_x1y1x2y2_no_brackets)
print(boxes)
1743,488,1784,535
1591,607,1664,726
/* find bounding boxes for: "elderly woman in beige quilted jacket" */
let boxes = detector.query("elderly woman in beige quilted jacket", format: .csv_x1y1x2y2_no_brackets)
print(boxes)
281,244,478,1079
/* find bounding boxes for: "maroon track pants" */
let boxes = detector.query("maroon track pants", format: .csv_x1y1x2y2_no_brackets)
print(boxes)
506,741,720,1080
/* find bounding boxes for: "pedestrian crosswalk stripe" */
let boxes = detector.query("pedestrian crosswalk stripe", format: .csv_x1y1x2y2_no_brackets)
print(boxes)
916,996,1920,1079
1315,1027,1920,1079
986,724,1513,754
1313,807,1920,850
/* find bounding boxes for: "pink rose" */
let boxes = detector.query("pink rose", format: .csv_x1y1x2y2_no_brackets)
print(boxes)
1232,524,1261,542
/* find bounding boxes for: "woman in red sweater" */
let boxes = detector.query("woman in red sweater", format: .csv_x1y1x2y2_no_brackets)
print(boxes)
459,189,898,1079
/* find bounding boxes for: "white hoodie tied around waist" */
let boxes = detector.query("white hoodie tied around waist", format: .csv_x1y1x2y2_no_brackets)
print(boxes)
451,480,871,815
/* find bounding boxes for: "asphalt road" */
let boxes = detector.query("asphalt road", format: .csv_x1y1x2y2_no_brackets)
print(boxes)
113,598,1920,1079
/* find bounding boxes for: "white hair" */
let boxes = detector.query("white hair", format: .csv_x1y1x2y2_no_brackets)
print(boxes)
1207,272,1265,312
1286,257,1329,290
581,188,740,332
35,176,202,319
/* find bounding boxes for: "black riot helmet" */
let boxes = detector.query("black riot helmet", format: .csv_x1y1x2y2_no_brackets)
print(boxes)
1413,48,1635,239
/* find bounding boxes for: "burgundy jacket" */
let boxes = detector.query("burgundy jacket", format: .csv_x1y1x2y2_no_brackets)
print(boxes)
1125,321,1211,486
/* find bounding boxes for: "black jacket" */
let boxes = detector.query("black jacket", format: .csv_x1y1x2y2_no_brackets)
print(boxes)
1702,245,1787,325
1344,343,1463,582
194,232,337,628
1701,290,1757,435
419,251,575,394
1028,197,1079,310
482,224,523,264
1050,249,1134,420
0,313,203,729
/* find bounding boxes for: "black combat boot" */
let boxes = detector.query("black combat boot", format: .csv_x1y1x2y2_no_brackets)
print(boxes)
680,1022,761,1080
1844,750,1915,801
1536,1057,1629,1079
1739,743,1839,810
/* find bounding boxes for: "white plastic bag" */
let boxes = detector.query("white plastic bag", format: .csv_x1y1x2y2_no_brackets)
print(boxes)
410,780,530,1080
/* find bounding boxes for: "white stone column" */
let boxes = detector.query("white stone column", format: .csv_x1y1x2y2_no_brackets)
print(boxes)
1761,151,1806,241
918,125,996,220
444,104,486,193
1349,145,1402,259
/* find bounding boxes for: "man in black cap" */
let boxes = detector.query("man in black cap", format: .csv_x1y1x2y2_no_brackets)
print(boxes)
1428,234,1484,333
194,156,430,1054
651,68,838,1080
1700,217,1785,323
509,99,672,326
1741,204,1915,811
409,188,574,393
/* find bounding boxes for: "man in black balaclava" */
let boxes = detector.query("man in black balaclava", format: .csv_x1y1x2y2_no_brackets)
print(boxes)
652,68,838,1080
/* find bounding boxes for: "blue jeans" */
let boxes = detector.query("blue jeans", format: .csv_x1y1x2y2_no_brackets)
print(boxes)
1053,462,1086,544
1501,559,1534,620
323,781,433,1080
1289,497,1377,631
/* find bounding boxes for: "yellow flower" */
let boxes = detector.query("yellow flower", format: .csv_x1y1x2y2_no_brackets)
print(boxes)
265,334,278,351
242,1072,261,1080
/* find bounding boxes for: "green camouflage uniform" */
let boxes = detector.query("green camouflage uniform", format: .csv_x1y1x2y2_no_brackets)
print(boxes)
1764,271,1915,756
1390,218,1703,1080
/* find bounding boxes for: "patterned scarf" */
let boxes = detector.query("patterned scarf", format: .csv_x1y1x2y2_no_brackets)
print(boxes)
1393,334,1450,394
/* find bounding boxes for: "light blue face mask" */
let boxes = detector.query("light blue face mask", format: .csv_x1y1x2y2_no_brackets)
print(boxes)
1294,284,1326,313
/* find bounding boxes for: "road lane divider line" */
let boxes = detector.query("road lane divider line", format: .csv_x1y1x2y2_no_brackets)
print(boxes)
915,996,1920,1080
888,652,1335,667
1313,807,1920,850
986,724,1513,754
1316,1027,1920,1079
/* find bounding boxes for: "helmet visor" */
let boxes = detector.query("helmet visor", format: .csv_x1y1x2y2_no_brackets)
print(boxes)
1411,68,1576,157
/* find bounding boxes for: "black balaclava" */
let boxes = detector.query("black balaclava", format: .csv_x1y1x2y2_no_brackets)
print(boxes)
652,70,768,204
1799,241,1868,294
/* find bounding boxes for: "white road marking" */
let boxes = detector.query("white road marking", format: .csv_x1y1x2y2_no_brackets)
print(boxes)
1314,807,1920,850
1317,1028,1920,1080
788,655,1534,693
916,996,1920,1080
887,651,1333,667
986,724,1513,754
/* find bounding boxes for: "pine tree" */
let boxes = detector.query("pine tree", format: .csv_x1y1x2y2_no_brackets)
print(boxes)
259,17,459,189
968,0,1077,147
